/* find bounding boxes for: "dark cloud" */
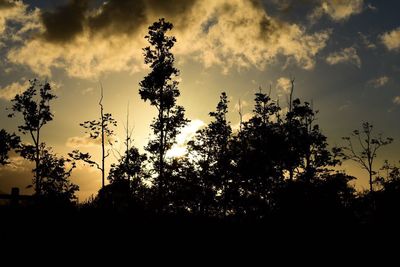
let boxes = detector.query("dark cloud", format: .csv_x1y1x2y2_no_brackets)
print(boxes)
258,15,278,40
147,0,197,18
259,0,319,24
88,0,147,36
41,0,89,43
0,0,15,10
40,0,199,43
88,0,198,35
147,0,198,31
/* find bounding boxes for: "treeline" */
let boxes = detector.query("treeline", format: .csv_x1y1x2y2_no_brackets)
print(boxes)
1,19,400,226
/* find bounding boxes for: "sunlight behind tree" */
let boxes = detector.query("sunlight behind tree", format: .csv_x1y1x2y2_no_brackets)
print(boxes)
166,119,205,158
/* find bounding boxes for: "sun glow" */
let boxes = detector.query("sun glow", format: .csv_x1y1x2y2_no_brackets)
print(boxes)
166,119,205,158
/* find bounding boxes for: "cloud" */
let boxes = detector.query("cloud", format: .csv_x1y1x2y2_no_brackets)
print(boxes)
309,0,364,22
0,0,40,42
393,96,400,105
66,134,120,149
66,135,101,148
167,119,204,158
6,0,197,79
338,104,350,111
366,4,377,11
262,0,364,24
276,77,292,96
0,80,30,100
381,27,400,51
0,156,30,172
234,100,249,112
368,76,389,88
82,87,94,95
88,0,146,37
175,119,205,145
0,0,24,34
7,31,146,78
326,47,361,68
232,112,253,132
6,0,331,79
40,0,198,42
41,0,88,43
358,32,376,49
177,0,331,72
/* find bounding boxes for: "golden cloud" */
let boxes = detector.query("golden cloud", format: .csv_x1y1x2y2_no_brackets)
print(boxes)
368,76,389,88
66,134,119,148
310,0,364,22
166,119,204,158
393,96,400,105
66,135,102,148
0,80,30,100
276,77,292,96
326,47,361,68
5,0,332,79
381,27,400,51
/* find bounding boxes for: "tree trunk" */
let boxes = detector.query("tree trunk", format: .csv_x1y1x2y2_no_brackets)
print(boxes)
101,122,105,189
159,84,165,197
369,171,373,192
35,148,40,195
35,130,41,195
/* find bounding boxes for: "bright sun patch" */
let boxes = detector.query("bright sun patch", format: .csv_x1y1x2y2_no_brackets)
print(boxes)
166,119,205,158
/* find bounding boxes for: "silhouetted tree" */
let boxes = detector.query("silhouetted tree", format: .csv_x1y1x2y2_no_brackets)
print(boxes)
139,18,188,201
231,88,284,217
69,85,117,189
188,92,232,216
32,145,78,203
108,147,147,186
8,79,56,195
101,146,147,210
285,99,338,181
0,129,20,165
339,122,393,192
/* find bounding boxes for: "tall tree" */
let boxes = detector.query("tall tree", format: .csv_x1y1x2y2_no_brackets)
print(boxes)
8,79,56,195
139,18,188,197
231,89,284,217
339,122,393,192
188,92,232,216
285,99,338,181
69,85,117,189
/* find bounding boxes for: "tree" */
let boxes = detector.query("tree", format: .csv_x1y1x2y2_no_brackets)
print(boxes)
339,122,393,192
108,146,147,185
8,79,56,195
285,99,338,181
69,85,117,189
139,18,188,198
33,145,78,203
188,92,232,216
231,89,284,217
0,129,20,165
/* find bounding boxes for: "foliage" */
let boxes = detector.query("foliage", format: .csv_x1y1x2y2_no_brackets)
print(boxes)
187,92,232,216
338,122,393,191
108,147,147,184
139,18,188,200
0,129,20,165
2,20,399,227
8,79,56,195
69,86,117,189
36,146,79,202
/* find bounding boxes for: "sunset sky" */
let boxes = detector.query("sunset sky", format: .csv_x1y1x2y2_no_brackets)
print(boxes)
0,0,399,200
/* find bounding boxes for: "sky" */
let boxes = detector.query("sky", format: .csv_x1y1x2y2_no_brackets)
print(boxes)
0,0,399,200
